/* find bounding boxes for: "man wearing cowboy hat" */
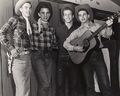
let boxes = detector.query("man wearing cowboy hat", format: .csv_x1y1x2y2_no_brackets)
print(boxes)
0,0,37,96
56,3,81,96
32,2,58,96
63,4,113,96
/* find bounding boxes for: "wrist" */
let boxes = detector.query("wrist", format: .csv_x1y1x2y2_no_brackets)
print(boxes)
72,46,76,51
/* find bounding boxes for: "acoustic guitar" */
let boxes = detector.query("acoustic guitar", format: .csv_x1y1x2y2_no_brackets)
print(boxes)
68,13,119,64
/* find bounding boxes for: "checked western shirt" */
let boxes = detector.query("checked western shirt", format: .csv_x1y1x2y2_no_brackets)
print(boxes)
0,16,37,52
31,23,57,51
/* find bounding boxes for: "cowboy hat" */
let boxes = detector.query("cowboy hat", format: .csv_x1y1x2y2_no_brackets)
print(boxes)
75,4,94,21
15,0,31,15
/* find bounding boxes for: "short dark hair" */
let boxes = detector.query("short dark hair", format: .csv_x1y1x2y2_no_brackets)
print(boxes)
62,7,74,16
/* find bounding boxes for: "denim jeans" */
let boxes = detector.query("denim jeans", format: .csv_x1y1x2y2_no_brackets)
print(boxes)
12,54,31,96
31,50,54,96
82,50,112,96
56,54,80,96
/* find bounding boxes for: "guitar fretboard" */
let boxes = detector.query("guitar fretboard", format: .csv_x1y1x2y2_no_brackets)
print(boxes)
87,23,107,41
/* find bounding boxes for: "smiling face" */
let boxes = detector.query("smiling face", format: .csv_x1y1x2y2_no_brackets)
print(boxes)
38,8,51,22
78,10,90,23
63,9,74,23
20,2,32,18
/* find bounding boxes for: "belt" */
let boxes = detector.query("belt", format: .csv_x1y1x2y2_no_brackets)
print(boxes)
32,49,52,53
19,51,30,55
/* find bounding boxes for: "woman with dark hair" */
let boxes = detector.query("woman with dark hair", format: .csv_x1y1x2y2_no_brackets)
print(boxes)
31,2,58,96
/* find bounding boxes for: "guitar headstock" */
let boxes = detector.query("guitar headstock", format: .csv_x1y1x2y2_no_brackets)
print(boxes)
110,11,120,19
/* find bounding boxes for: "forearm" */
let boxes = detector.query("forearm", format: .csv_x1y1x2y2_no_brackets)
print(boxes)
101,27,113,39
1,37,14,51
0,17,15,51
63,40,74,51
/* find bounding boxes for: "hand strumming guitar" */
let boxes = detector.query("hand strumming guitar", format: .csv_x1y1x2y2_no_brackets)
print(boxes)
73,46,84,52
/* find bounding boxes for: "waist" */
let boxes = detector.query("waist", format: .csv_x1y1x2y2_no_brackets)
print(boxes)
31,49,52,53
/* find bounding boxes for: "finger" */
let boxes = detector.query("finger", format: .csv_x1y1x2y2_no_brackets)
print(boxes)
107,17,110,20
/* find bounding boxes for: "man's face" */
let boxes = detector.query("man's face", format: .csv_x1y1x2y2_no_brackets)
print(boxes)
20,3,32,18
78,10,90,23
38,8,51,22
63,10,74,23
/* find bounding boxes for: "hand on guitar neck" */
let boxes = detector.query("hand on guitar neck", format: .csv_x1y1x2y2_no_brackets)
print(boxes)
106,17,113,27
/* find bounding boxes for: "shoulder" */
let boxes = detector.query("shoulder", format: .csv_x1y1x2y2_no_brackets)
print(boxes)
30,19,38,29
7,16,18,24
48,25,55,32
90,22,101,31
93,22,101,27
68,27,80,36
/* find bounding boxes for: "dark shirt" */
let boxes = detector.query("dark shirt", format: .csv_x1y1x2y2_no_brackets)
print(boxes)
56,23,79,55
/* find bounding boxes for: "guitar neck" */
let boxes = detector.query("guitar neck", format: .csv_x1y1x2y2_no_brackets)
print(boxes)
87,23,107,41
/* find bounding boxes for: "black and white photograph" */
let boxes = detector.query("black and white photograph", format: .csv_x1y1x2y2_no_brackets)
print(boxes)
0,0,120,96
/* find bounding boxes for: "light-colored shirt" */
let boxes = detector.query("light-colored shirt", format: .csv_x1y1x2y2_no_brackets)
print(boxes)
63,21,113,51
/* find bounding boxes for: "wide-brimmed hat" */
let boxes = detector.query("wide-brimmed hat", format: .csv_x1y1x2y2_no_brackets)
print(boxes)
33,2,53,21
75,4,94,21
60,3,75,16
15,0,31,15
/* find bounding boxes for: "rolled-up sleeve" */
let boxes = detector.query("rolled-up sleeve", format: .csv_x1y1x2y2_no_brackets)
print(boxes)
95,23,113,38
0,17,17,51
101,27,113,39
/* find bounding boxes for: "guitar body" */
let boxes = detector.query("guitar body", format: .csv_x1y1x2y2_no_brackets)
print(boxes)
69,30,96,64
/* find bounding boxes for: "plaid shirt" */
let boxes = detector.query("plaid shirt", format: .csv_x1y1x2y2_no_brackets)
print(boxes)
0,16,37,52
31,23,58,51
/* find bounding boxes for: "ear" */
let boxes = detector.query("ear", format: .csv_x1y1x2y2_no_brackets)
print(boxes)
38,13,41,17
19,7,22,13
72,15,74,19
88,14,90,19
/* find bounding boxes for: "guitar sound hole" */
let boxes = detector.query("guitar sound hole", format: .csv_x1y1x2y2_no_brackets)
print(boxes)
76,44,79,46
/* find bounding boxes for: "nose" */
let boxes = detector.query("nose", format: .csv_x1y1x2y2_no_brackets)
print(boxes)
44,13,47,17
27,8,31,12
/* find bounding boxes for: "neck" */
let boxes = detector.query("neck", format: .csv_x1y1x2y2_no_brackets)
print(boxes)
41,19,48,24
41,20,49,28
22,14,29,21
65,21,73,29
81,20,91,27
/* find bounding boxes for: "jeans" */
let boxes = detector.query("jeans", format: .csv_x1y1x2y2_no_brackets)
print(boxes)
12,54,31,96
56,54,80,96
31,50,54,96
82,50,112,96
